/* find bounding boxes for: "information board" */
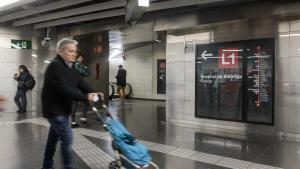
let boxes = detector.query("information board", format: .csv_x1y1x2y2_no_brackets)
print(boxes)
196,38,274,124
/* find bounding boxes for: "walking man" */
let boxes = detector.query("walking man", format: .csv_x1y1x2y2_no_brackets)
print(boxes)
41,38,100,169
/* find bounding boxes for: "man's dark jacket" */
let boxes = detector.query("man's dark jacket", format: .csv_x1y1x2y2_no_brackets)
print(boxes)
116,69,127,87
42,56,94,118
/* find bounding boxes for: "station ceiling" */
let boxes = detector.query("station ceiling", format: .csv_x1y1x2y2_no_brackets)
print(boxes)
0,0,259,29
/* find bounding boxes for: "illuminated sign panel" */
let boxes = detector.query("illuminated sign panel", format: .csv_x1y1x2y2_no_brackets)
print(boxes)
196,38,274,125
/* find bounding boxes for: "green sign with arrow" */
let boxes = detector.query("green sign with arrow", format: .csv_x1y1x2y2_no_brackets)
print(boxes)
11,39,32,49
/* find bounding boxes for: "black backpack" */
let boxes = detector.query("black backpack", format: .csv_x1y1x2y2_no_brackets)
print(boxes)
25,74,36,90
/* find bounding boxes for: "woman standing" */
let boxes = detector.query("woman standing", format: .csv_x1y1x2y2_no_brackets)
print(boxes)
14,65,29,113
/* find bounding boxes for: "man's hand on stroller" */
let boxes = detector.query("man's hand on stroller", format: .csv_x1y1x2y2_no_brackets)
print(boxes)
87,92,105,102
97,92,104,101
87,93,98,101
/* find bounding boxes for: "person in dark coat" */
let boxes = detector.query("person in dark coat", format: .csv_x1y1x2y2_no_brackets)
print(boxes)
14,65,29,113
71,51,91,128
116,65,127,103
41,38,100,169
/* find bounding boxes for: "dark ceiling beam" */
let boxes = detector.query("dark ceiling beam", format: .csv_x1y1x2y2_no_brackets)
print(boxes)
0,0,94,22
13,0,126,27
148,0,227,12
34,9,125,29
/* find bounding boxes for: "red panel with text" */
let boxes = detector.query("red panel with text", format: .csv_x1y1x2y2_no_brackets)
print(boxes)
218,48,239,69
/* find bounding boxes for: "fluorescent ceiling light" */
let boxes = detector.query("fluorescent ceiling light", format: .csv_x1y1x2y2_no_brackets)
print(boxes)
109,58,123,61
32,54,37,58
0,0,20,8
109,49,123,59
138,0,149,7
44,60,50,64
280,34,300,37
280,34,289,37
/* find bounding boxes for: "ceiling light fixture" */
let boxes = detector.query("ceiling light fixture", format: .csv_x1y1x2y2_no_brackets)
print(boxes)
138,0,149,7
280,34,300,37
0,0,19,8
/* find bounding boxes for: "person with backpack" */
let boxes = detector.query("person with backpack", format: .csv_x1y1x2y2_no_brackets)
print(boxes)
71,51,91,128
13,65,30,113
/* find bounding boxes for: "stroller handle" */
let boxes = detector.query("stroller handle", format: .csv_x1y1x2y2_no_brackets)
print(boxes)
89,94,112,124
90,94,107,110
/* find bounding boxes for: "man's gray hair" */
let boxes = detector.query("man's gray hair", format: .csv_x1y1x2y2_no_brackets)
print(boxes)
56,38,78,53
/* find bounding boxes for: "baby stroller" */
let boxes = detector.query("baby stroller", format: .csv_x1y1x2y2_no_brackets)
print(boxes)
91,96,159,169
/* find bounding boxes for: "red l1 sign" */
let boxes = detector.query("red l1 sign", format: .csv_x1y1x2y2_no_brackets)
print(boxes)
218,48,239,69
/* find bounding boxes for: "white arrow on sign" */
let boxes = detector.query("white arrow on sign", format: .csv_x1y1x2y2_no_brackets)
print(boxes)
201,50,214,60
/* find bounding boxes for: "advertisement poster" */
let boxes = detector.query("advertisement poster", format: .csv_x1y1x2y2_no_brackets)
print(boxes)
157,59,166,94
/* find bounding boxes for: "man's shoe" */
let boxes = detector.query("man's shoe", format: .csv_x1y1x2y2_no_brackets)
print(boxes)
71,122,80,128
80,118,87,123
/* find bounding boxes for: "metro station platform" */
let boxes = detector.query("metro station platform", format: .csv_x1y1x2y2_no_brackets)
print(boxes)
0,100,298,169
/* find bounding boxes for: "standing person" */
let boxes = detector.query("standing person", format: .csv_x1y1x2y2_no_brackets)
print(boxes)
71,51,91,128
41,38,101,169
14,65,29,113
116,65,127,103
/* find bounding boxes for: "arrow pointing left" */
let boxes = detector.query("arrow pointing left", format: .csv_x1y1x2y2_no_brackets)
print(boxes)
201,50,212,60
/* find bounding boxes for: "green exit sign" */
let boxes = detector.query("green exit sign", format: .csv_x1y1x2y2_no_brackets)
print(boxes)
11,39,32,49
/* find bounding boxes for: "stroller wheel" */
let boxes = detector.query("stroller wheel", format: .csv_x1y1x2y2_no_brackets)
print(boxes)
109,161,120,169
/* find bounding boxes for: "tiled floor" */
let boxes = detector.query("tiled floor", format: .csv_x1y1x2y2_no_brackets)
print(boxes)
0,123,89,169
0,99,299,169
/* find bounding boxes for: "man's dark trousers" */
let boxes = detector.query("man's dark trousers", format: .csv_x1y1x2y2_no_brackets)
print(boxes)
43,116,73,169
